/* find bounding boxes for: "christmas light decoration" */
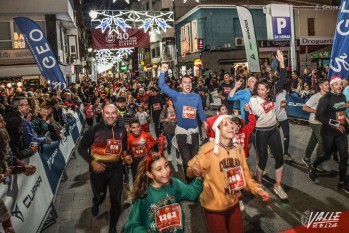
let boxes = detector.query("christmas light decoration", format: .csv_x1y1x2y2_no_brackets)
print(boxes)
90,10,173,34
94,48,133,73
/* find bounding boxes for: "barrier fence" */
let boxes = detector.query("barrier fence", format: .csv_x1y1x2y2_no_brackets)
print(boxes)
0,109,85,233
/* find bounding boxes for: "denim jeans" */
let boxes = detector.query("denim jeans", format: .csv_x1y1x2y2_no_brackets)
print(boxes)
164,132,180,159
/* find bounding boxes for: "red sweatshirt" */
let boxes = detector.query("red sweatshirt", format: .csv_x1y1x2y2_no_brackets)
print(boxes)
233,114,256,158
128,132,156,160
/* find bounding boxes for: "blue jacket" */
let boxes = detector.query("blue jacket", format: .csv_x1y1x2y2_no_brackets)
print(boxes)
22,118,47,147
158,73,207,129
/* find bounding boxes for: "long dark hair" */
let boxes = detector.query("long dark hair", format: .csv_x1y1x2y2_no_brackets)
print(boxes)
3,107,24,147
128,154,171,201
252,79,276,102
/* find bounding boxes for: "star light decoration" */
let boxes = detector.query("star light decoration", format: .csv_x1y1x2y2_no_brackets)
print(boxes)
90,10,173,34
94,48,133,73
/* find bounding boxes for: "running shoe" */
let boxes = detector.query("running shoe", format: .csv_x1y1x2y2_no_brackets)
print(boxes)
308,164,316,181
273,184,288,200
283,153,294,161
91,202,99,217
302,157,311,168
239,200,245,211
338,183,349,193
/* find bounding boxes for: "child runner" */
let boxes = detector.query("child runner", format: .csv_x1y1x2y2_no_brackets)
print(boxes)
187,115,270,233
124,153,203,233
128,119,157,179
135,105,150,133
206,104,228,141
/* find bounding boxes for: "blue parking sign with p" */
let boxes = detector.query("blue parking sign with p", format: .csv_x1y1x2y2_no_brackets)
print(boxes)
272,17,291,40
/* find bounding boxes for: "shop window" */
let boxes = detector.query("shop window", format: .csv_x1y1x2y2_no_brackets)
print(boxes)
180,23,191,56
0,22,11,49
308,18,315,36
191,20,198,52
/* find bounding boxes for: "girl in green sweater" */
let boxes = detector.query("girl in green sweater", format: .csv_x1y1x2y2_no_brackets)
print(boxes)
124,152,203,233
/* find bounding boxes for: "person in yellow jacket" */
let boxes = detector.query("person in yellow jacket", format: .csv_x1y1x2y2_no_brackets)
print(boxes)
187,114,270,233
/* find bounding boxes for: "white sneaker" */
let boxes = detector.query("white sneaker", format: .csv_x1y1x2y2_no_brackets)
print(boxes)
177,158,183,165
273,184,288,200
239,200,245,211
167,154,172,162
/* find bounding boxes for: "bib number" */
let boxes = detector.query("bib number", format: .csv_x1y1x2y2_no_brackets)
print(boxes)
336,111,346,124
182,106,197,119
155,203,182,232
168,113,177,122
132,145,146,158
223,87,231,94
105,139,122,155
226,166,246,192
261,101,275,113
233,133,245,148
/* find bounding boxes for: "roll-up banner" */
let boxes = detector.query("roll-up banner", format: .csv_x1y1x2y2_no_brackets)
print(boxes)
14,17,67,90
328,0,349,80
236,6,261,73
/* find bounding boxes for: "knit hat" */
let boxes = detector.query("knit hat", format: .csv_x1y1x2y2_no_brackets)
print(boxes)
212,115,232,154
330,75,341,85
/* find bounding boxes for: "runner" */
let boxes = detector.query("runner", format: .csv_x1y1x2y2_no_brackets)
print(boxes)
308,76,349,193
148,87,166,138
187,115,270,233
248,50,288,200
128,118,156,179
78,104,131,233
218,73,235,114
158,63,208,182
302,78,330,167
124,152,203,232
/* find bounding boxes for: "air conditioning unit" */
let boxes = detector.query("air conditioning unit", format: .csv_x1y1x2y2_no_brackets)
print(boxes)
235,37,244,47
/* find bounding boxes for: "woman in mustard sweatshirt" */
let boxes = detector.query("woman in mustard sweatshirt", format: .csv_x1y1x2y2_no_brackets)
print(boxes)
187,115,270,233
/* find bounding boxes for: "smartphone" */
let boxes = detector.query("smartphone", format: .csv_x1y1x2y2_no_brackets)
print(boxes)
329,119,340,127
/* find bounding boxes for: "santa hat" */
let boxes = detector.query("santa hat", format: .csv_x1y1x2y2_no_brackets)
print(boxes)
330,75,341,85
212,115,232,154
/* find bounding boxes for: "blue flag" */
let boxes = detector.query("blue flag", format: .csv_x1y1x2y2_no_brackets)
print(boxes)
14,17,67,89
328,0,349,80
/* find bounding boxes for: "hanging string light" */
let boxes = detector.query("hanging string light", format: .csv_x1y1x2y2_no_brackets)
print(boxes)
94,48,133,73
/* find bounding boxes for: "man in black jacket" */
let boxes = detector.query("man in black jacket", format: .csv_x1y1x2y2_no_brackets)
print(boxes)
308,76,349,193
78,104,132,233
148,87,166,138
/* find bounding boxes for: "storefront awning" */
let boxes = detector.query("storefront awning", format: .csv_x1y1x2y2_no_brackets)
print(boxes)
0,65,40,77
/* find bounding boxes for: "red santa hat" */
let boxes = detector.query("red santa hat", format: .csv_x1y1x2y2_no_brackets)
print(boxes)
212,115,232,154
330,75,341,85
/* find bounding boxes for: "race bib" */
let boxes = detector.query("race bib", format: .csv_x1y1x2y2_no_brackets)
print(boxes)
182,106,197,119
223,87,231,94
155,203,182,232
153,103,161,111
261,101,276,113
105,139,122,155
168,113,177,122
234,133,245,147
132,145,146,158
226,166,246,192
280,100,286,109
336,111,346,124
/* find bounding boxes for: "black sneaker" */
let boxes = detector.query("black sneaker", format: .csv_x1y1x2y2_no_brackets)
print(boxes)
91,202,99,217
338,183,349,193
332,153,339,162
109,227,117,233
308,165,316,181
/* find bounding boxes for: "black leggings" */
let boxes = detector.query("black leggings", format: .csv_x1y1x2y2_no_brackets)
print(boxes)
313,132,348,182
90,166,123,228
252,126,284,171
278,119,290,155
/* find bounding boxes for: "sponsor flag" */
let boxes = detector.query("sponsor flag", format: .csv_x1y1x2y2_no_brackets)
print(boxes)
14,17,67,89
236,6,261,73
328,0,349,79
92,29,150,49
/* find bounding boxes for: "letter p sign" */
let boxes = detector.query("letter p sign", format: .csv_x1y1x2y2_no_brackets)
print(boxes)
277,18,286,34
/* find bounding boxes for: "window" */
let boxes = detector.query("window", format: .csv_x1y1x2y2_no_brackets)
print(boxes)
156,47,160,57
0,22,12,49
191,20,198,52
152,48,156,57
180,23,191,56
308,18,315,36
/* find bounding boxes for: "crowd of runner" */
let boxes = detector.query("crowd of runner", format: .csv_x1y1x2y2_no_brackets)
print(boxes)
0,50,348,233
